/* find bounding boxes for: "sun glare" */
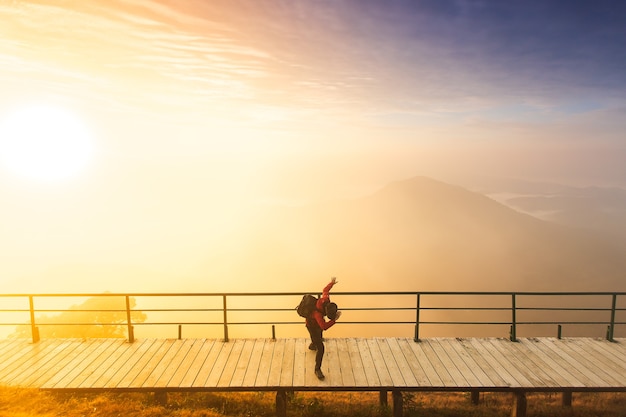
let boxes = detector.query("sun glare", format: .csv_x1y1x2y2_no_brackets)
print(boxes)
0,104,95,182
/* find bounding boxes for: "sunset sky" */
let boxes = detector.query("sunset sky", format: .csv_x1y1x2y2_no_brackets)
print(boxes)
1,0,626,292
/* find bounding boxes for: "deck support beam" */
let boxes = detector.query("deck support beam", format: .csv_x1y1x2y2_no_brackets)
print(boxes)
276,390,287,417
392,390,403,417
379,390,388,407
471,390,480,405
154,391,167,405
511,391,527,417
562,391,572,407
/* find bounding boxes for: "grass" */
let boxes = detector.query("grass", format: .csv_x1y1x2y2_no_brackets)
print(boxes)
0,387,625,417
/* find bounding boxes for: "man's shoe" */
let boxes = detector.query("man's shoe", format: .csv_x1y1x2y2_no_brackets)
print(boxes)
314,368,325,380
308,343,317,351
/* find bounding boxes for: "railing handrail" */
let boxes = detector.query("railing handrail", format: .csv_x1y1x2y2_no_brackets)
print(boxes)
0,291,624,343
2,291,626,297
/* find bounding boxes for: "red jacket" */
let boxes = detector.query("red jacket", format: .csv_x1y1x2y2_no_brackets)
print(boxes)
306,280,336,330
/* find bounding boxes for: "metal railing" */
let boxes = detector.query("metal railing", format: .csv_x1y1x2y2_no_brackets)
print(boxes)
0,291,624,343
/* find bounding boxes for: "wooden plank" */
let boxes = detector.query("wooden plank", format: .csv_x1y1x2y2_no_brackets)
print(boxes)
335,338,356,387
568,339,626,385
345,338,368,386
0,339,59,383
0,339,34,375
217,339,245,387
103,339,162,388
559,338,619,384
403,339,443,386
9,340,75,386
254,339,275,387
67,339,127,388
154,339,197,387
529,338,600,388
367,338,393,386
229,339,256,387
24,340,83,387
111,339,163,388
467,338,524,388
192,340,225,387
539,338,613,387
205,341,235,387
242,339,265,387
140,340,187,387
384,338,416,386
579,338,626,368
291,338,307,387
0,339,22,359
545,338,622,387
592,339,626,364
267,338,285,387
324,338,341,386
51,338,120,389
570,338,626,383
456,338,508,387
489,338,555,387
167,339,205,387
356,338,380,386
126,340,176,388
180,339,217,387
426,339,469,387
436,339,483,387
505,339,563,388
396,338,432,386
418,339,457,387
482,338,537,387
96,339,162,388
76,339,134,388
516,338,583,387
376,338,406,387
279,338,295,387
303,338,318,387
43,338,118,389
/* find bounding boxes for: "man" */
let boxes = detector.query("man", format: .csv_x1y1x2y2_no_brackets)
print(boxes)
306,277,342,380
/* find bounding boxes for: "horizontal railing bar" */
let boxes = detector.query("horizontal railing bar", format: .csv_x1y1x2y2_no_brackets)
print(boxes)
17,306,624,313
2,291,626,297
5,321,626,327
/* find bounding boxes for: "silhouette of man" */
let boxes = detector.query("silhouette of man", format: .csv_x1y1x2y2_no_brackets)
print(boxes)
305,277,341,380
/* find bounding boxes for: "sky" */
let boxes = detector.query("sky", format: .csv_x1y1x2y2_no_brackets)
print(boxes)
1,0,626,293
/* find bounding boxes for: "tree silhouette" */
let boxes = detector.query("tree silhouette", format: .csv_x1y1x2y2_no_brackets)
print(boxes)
10,295,146,339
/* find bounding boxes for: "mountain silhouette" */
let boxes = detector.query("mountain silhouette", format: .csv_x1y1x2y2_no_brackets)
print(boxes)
204,176,626,292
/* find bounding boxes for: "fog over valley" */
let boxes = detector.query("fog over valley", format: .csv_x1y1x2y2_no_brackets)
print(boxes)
4,176,626,295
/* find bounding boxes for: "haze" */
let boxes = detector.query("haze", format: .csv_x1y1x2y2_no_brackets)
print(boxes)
1,1,625,294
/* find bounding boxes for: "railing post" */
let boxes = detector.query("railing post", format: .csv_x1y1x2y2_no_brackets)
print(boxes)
223,295,229,342
414,293,421,342
29,295,40,343
510,293,517,342
125,295,134,343
608,293,617,342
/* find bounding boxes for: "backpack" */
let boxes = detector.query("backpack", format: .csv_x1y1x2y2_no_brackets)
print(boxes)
296,294,318,318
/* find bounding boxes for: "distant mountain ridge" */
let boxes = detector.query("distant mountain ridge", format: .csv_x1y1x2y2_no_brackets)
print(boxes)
476,179,626,243
204,176,626,292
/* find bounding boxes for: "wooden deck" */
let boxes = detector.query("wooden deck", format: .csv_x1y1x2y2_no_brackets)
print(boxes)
1,337,625,416
1,337,625,392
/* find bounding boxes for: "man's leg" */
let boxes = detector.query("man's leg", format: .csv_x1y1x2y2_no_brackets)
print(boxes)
307,326,325,379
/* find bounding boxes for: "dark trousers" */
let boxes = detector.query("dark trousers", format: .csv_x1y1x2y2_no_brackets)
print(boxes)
307,325,325,370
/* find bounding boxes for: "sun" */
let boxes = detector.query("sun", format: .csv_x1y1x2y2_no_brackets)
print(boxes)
0,104,95,182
